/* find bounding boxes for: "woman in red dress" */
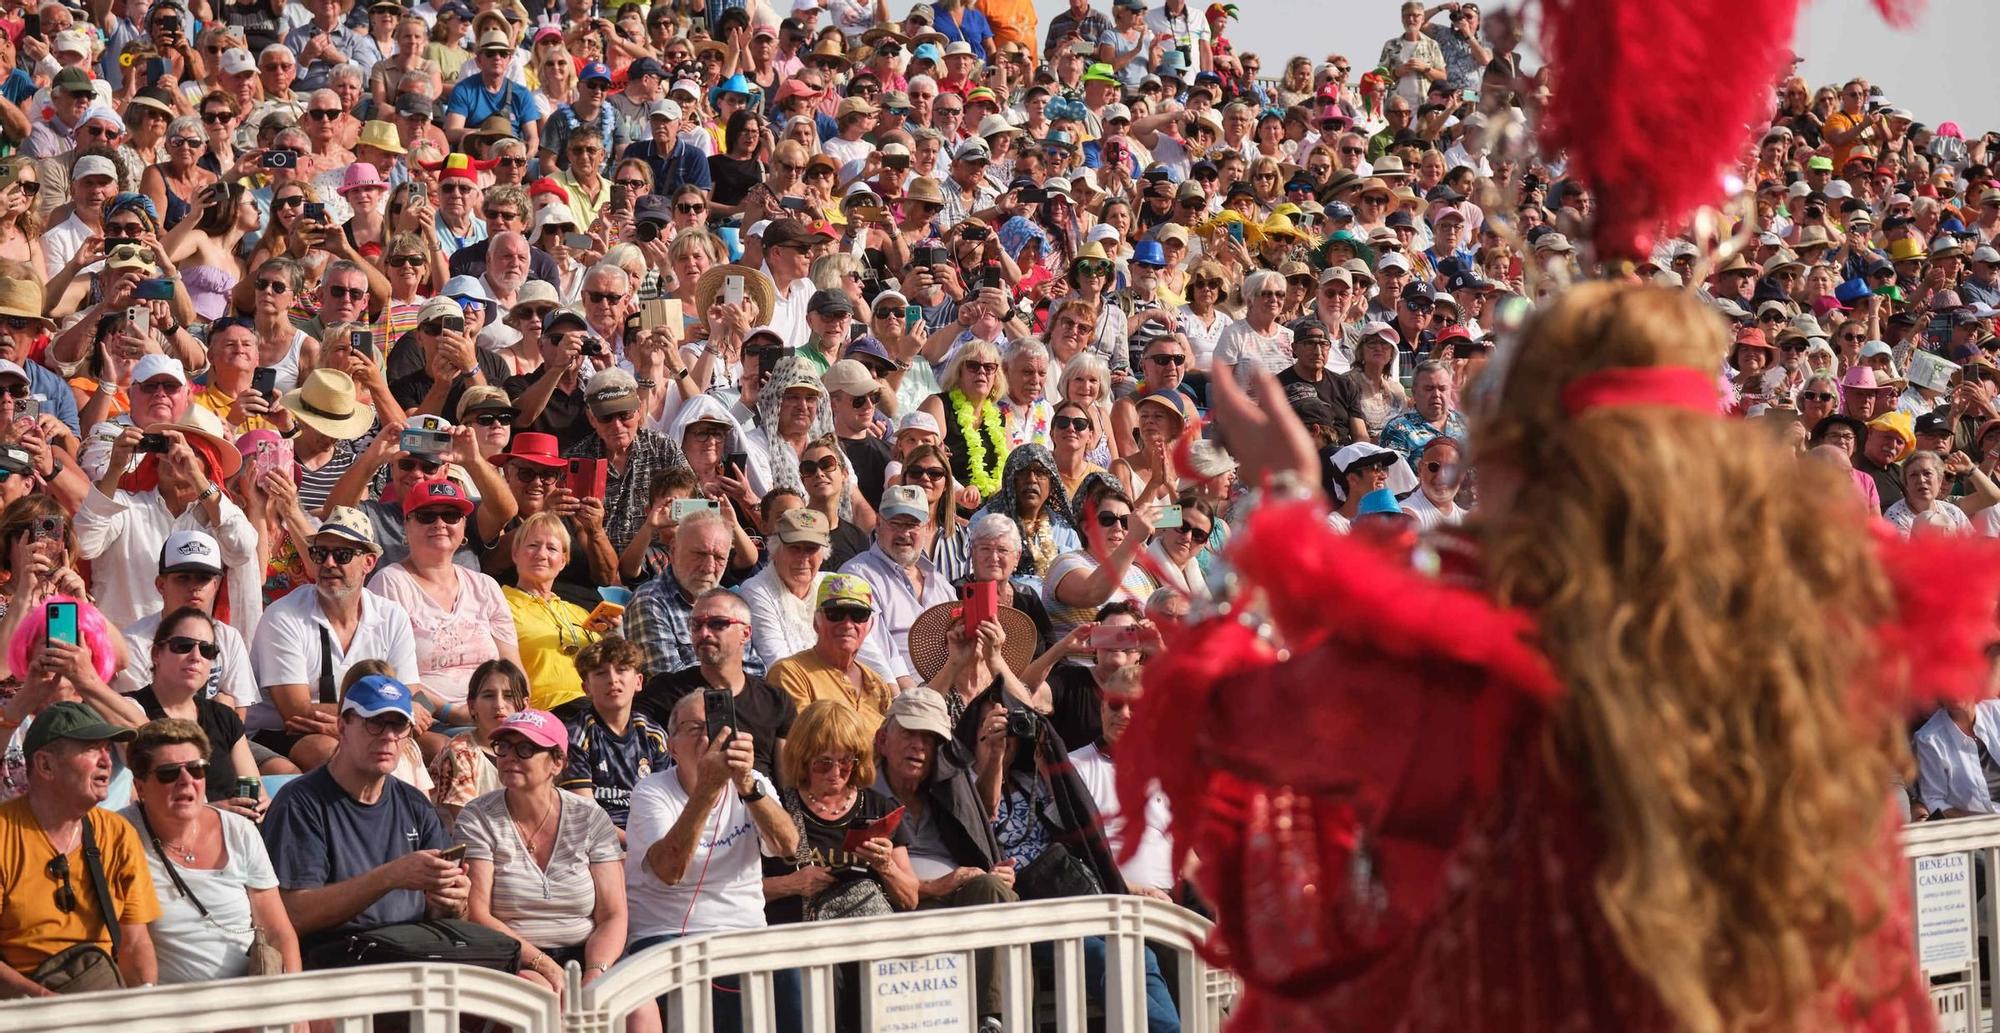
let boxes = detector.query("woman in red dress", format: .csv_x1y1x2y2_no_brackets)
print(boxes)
1125,283,2000,1032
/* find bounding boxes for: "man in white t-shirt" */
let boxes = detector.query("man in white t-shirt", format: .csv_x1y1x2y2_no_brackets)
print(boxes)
114,530,260,711
625,691,799,1027
1067,665,1177,898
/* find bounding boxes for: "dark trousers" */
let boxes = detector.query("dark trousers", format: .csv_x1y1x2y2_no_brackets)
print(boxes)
917,872,1018,1018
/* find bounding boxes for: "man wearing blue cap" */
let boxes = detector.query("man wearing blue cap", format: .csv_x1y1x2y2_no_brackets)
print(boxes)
608,57,667,154
262,674,468,967
541,61,622,174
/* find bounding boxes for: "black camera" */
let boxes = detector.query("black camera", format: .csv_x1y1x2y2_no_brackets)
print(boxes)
260,148,297,170
1003,694,1037,741
635,221,661,243
914,244,948,267
137,433,170,454
580,339,605,358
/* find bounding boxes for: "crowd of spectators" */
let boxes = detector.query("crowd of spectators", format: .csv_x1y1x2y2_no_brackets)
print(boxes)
0,0,1995,1027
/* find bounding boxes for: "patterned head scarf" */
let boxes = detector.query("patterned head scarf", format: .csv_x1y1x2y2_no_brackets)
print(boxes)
976,443,1076,532
755,356,853,518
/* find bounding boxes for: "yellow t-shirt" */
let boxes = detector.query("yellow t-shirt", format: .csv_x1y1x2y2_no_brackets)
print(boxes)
1825,110,1869,170
0,798,160,975
767,649,894,740
193,383,278,435
504,586,596,711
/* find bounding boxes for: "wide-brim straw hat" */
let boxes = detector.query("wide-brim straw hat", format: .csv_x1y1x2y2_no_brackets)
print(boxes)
907,601,1039,684
281,368,379,439
694,265,777,326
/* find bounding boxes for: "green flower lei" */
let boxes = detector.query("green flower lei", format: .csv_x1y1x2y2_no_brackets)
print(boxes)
949,388,1009,498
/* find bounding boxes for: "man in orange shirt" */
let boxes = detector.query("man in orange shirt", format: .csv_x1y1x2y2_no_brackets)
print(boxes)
0,702,160,996
1824,78,1887,171
979,0,1040,64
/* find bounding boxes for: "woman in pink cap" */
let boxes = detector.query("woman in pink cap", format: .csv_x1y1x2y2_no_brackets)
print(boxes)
338,162,394,260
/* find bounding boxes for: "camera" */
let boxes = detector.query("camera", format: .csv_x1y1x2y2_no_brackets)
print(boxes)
580,339,606,358
137,433,170,454
1003,695,1037,740
635,221,661,243
914,245,948,267
261,148,297,170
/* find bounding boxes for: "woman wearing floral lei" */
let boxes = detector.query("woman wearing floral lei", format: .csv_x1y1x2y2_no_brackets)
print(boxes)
919,340,1012,509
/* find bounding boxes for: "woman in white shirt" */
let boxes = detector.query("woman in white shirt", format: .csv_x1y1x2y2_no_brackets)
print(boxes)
122,719,302,984
1912,698,2000,817
1884,450,1995,536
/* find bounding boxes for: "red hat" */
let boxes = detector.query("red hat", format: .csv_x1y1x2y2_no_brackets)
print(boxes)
403,478,475,516
528,177,571,205
495,431,565,469
422,152,499,180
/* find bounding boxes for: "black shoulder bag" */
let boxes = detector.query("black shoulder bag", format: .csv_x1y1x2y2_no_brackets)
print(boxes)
29,817,126,993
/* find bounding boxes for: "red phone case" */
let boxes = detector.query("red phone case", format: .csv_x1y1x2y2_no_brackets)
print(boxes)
960,581,997,630
570,458,606,499
843,807,905,851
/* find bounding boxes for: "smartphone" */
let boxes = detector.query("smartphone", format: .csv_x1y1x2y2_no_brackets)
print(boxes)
21,13,38,39
641,297,683,330
135,278,176,301
703,685,737,743
610,183,630,209
563,232,595,251
252,436,294,478
1227,221,1246,244
14,394,37,428
979,264,1003,291
30,514,60,541
962,225,990,242
904,304,923,333
670,497,720,520
841,806,906,852
725,450,748,477
959,580,997,631
622,311,642,342
126,305,151,336
137,432,170,453
349,330,372,359
302,201,325,223
779,195,811,212
438,844,467,864
1155,504,1183,529
582,600,623,635
567,457,606,500
1090,623,1144,650
145,56,169,86
235,776,260,800
723,274,745,306
45,601,78,647
251,366,278,399
399,427,452,455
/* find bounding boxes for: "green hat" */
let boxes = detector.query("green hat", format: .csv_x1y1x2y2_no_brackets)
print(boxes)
53,67,95,96
815,572,875,612
1081,62,1119,85
1807,155,1834,172
23,701,135,758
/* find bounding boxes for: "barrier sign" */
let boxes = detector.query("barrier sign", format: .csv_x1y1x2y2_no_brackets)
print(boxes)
1913,852,1976,976
865,950,972,1033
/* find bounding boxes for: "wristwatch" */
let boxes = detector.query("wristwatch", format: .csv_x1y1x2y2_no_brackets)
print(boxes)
739,770,770,803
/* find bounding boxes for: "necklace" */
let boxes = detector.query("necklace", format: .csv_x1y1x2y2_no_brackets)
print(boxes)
949,389,1008,497
160,837,198,864
510,791,558,847
807,787,855,818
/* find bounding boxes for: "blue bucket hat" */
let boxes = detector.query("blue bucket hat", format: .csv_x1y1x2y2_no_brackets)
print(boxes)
1833,277,1873,306
1131,239,1168,268
1356,488,1409,520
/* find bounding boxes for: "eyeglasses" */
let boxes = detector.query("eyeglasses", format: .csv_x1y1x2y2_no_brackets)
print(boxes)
800,455,841,476
150,760,210,783
398,457,445,473
81,125,121,139
491,739,553,760
1172,523,1211,544
810,756,857,774
1074,261,1110,277
482,208,519,221
692,616,748,633
410,508,466,525
134,378,182,396
964,361,999,375
441,183,475,194
168,136,203,148
1254,290,1287,301
1839,333,1866,342
1095,510,1130,529
820,605,871,624
360,714,413,739
47,855,76,913
1800,391,1837,402
307,545,364,564
325,285,367,301
162,636,221,660
1148,353,1187,367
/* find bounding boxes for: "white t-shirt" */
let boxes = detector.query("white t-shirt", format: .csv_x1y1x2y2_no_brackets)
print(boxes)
624,768,776,941
1211,319,1295,377
246,584,423,733
1886,498,1972,537
117,805,278,984
1068,744,1174,892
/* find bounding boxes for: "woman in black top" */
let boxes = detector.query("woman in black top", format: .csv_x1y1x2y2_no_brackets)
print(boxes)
708,108,769,209
132,607,266,816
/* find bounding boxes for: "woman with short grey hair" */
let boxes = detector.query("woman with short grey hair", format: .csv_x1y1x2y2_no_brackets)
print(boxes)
961,511,1057,654
141,116,220,230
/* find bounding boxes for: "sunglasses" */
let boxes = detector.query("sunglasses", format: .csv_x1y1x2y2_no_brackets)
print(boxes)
441,183,475,194
398,457,445,473
388,254,425,267
800,455,841,476
14,180,38,197
905,465,948,482
1074,261,1110,276
47,855,76,913
168,136,203,148
325,285,367,301
692,616,747,633
308,109,341,120
411,508,466,525
162,636,221,660
273,196,305,209
1800,391,1837,402
1051,415,1092,434
1782,341,1809,352
614,178,648,190
821,605,871,624
307,545,364,564
1095,510,1130,529
586,291,622,304
150,760,210,783
964,361,999,375
675,203,705,214
1148,353,1187,366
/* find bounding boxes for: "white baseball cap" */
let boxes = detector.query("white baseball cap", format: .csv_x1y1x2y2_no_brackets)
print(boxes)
132,354,189,387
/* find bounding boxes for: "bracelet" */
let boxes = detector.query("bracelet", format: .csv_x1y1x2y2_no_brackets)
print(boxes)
634,376,657,390
197,483,221,502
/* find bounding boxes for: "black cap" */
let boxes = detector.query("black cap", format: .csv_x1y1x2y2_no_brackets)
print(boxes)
1384,211,1414,230
1916,412,1952,436
23,701,136,759
1400,281,1437,304
634,194,673,225
808,289,856,318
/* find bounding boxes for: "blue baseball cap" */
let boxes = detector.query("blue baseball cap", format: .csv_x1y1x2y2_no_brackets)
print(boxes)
912,42,942,63
1355,489,1409,520
1324,201,1355,221
1833,277,1873,305
579,62,612,84
343,675,414,719
843,334,894,365
627,57,665,80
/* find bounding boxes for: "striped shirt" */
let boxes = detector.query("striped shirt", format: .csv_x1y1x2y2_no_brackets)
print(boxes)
452,789,623,948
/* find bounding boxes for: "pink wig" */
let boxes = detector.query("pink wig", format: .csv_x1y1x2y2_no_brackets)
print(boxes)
9,595,117,682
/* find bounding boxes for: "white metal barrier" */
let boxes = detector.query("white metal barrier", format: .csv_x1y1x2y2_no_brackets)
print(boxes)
1901,814,2000,1033
568,896,1235,1033
0,961,561,1033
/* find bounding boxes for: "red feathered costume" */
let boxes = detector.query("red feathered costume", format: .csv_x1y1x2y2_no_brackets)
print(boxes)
1120,500,1995,1031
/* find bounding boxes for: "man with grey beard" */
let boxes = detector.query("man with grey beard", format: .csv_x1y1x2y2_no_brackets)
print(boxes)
248,506,430,769
478,231,531,312
839,484,954,684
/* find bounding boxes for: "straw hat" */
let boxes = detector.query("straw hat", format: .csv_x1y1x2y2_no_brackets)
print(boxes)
355,120,405,155
0,279,49,327
906,601,1039,684
280,368,379,439
150,405,242,479
694,264,777,326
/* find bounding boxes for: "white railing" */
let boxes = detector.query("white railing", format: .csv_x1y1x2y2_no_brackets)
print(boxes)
569,896,1234,1033
0,961,561,1033
1900,813,2000,1033
0,897,1228,1033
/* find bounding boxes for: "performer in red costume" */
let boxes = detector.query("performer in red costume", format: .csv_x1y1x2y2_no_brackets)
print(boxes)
1121,282,2000,1032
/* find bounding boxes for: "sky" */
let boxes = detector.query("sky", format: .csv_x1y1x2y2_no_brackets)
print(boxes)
1023,0,1997,131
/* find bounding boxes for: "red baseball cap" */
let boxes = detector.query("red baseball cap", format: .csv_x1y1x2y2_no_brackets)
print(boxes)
495,431,565,469
403,478,474,516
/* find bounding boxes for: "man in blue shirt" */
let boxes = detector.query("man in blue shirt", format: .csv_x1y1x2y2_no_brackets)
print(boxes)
444,30,541,157
620,100,713,195
262,676,468,966
284,0,384,92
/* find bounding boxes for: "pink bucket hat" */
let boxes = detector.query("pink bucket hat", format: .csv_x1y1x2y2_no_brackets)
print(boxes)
337,163,387,195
